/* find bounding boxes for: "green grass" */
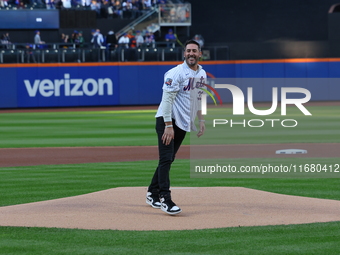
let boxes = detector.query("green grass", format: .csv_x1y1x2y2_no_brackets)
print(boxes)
1,160,340,254
1,159,340,206
0,106,340,254
193,105,340,144
1,222,340,255
1,105,340,148
0,110,158,148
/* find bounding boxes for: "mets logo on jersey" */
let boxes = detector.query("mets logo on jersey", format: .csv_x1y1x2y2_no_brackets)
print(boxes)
183,76,223,106
165,78,173,86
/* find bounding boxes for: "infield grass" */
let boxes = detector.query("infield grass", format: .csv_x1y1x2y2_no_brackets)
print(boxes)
1,159,340,206
1,222,340,255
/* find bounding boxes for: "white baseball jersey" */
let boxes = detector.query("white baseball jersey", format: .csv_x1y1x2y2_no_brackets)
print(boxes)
155,61,207,132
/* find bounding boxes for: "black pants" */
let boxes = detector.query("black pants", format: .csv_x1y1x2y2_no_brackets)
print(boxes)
148,117,187,198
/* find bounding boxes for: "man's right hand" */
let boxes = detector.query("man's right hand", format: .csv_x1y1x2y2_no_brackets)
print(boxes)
162,126,174,145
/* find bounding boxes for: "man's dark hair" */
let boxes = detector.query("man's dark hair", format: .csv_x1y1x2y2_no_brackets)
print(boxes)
184,39,201,51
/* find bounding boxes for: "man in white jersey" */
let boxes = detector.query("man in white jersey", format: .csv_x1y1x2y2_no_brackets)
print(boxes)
146,40,206,215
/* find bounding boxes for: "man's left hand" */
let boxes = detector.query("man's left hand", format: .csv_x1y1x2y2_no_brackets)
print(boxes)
197,121,205,137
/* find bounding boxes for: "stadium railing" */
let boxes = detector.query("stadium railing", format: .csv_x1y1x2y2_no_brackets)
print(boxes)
0,42,229,63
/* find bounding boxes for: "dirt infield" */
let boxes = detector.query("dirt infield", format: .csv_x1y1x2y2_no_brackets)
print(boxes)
1,143,339,167
1,187,340,231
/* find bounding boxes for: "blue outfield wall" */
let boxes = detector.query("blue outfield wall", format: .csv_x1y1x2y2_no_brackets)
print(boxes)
0,60,340,109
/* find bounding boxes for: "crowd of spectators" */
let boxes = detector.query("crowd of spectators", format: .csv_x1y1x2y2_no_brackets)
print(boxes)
0,1,203,63
89,28,156,50
0,0,167,21
59,30,85,47
1,27,203,51
0,0,203,63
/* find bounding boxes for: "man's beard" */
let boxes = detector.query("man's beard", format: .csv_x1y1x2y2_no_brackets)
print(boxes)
186,56,197,66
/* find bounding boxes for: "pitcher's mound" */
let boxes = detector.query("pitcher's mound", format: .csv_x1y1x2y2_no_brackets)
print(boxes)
0,187,340,231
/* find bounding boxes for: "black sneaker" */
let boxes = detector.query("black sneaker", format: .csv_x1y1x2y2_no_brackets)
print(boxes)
146,192,161,208
160,197,182,215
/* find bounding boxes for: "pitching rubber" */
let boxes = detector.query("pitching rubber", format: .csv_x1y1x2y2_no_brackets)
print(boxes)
275,149,307,154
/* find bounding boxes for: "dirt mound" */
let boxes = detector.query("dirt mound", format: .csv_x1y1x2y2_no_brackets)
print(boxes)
1,187,340,231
